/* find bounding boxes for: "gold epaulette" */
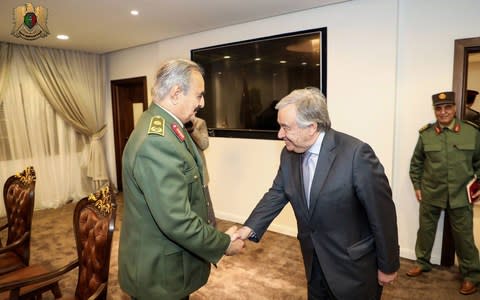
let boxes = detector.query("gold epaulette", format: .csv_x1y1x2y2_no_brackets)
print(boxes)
147,116,165,136
464,120,480,129
419,123,432,133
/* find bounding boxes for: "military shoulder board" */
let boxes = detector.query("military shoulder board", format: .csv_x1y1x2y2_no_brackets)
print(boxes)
419,123,432,133
148,116,165,136
464,120,480,129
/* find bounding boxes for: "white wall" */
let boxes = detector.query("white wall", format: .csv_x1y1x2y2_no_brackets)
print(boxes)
394,0,480,263
104,0,480,263
105,42,159,185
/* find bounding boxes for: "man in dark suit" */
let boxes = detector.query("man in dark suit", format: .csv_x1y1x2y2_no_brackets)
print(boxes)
236,87,399,300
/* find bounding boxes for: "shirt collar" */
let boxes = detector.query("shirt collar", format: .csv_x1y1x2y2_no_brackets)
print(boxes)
307,131,325,155
442,119,455,130
155,102,184,128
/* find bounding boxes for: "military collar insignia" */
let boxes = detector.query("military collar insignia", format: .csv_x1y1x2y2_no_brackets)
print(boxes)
434,121,460,135
171,123,185,142
453,123,461,133
147,116,165,136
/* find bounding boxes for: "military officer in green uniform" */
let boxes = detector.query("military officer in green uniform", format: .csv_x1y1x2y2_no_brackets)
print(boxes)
118,59,244,300
407,91,480,295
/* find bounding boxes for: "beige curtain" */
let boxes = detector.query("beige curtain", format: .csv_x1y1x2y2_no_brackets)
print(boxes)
0,48,90,215
17,44,108,188
0,43,12,103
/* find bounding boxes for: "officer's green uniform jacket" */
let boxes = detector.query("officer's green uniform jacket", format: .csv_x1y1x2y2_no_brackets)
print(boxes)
118,103,230,299
409,119,480,208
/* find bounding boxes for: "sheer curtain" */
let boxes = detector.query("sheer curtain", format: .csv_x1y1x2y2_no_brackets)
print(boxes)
17,44,108,189
0,42,108,216
0,51,90,216
0,43,12,102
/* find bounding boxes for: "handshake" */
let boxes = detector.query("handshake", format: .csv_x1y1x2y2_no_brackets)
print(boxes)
224,225,254,256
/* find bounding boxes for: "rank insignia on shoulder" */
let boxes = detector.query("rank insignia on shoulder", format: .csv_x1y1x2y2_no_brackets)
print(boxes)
148,116,165,136
171,123,185,142
419,123,432,133
464,120,480,129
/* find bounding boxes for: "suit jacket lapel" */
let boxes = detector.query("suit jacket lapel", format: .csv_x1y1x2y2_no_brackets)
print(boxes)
308,129,336,218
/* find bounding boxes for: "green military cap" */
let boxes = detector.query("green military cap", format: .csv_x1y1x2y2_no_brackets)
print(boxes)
432,91,455,106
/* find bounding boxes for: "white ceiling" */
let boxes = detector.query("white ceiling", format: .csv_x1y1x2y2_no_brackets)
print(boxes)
0,0,349,54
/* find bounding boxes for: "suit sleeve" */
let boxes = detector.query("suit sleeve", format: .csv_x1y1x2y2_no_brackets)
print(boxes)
352,143,400,274
409,136,425,190
133,137,230,264
244,149,290,241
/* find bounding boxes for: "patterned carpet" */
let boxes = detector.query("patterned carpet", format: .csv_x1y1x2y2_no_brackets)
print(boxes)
1,194,479,299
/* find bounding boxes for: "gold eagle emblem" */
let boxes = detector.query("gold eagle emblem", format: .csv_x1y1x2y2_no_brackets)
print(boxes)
11,3,49,40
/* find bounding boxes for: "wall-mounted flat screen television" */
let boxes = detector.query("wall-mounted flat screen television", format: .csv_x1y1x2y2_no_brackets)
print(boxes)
191,27,327,140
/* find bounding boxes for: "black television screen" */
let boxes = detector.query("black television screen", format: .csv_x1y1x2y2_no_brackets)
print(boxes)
191,28,327,140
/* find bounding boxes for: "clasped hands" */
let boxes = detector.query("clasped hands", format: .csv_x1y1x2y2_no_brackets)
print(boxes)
224,226,254,256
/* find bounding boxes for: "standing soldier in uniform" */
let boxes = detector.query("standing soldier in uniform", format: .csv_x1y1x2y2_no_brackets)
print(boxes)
407,91,480,295
118,59,244,300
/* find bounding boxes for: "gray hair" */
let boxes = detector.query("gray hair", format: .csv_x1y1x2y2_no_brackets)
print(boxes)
275,87,331,131
152,59,204,102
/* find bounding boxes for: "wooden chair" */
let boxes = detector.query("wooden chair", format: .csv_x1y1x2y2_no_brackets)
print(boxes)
0,184,117,300
0,166,36,276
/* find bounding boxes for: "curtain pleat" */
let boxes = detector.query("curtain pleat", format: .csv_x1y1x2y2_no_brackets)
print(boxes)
16,44,109,186
0,42,109,216
0,43,12,102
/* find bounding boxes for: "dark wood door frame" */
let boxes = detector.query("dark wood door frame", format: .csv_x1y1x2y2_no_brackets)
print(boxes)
111,76,148,191
441,37,480,267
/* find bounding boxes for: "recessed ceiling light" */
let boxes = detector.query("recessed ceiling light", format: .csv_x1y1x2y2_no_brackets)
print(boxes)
56,34,69,40
130,10,139,16
280,60,287,64
254,57,261,61
223,55,231,59
301,62,307,65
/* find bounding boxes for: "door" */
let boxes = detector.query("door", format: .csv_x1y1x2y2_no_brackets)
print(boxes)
111,76,148,191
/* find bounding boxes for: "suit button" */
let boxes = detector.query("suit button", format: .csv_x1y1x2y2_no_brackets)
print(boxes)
207,220,211,224
194,175,198,180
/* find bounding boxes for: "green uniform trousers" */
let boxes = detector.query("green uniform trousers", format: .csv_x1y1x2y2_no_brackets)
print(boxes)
415,202,480,283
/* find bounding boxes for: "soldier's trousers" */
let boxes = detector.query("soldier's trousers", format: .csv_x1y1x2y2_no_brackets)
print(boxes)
415,202,480,283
